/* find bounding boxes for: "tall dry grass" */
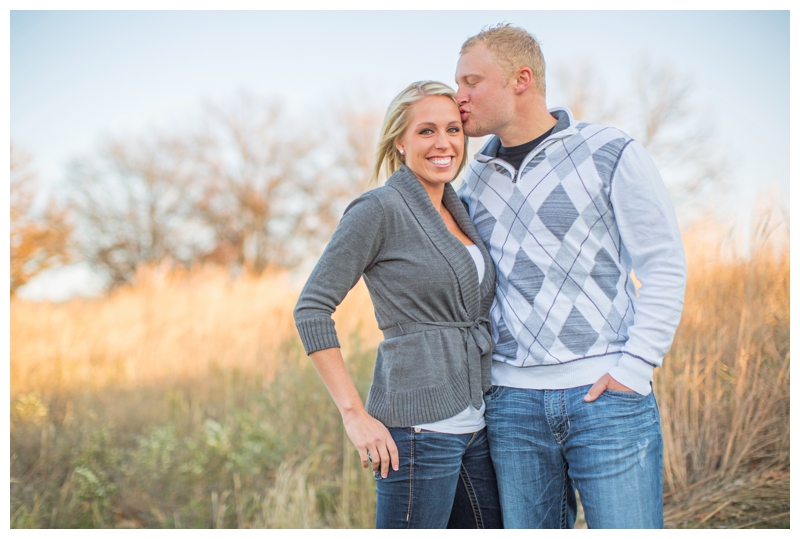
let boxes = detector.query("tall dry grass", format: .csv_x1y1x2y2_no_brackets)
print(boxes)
11,264,383,528
657,209,790,528
10,209,789,528
11,265,380,393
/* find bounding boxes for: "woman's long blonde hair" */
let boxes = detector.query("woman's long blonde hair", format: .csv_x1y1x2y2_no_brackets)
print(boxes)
369,81,468,184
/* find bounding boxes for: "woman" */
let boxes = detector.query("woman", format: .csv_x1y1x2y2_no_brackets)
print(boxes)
293,81,501,529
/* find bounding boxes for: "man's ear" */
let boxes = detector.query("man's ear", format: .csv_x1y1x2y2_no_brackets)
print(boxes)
514,67,534,95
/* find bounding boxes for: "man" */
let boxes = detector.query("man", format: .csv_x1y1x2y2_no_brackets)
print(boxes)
455,24,686,529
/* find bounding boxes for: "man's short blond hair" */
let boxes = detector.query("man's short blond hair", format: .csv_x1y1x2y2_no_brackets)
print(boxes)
461,23,547,97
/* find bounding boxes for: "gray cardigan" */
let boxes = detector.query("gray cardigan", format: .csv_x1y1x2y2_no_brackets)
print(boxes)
294,165,496,427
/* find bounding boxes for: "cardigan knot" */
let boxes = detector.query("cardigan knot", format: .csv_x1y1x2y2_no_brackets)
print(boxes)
468,317,492,357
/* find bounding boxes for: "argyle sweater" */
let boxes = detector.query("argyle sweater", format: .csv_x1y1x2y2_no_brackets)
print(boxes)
457,108,686,395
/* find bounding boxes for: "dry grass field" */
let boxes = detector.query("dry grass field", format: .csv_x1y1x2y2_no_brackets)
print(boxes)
10,211,789,529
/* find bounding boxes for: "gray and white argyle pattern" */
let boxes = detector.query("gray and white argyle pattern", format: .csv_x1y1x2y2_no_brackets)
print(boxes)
459,123,637,367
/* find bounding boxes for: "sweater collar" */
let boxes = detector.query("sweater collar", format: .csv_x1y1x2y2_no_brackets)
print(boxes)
385,165,494,319
474,106,576,164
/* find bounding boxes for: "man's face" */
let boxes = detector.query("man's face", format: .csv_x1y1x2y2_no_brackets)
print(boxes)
455,44,516,138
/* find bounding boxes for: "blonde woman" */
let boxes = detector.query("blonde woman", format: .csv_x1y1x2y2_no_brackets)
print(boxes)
293,81,501,529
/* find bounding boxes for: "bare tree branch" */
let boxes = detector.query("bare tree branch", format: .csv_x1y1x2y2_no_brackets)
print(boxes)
553,55,727,212
63,93,380,289
10,144,72,294
67,134,199,287
554,59,620,125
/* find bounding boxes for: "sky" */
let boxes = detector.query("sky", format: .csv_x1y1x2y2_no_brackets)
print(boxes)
7,7,793,300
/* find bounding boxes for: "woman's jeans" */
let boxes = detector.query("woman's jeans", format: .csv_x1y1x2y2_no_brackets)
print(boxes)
484,385,663,529
373,427,502,529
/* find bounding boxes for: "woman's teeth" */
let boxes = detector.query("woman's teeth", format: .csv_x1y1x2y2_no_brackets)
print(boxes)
429,157,452,166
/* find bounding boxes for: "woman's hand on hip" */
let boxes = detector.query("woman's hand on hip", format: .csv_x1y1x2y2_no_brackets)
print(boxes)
307,347,399,477
342,408,399,478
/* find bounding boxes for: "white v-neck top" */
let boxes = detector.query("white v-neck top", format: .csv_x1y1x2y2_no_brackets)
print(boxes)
466,243,485,284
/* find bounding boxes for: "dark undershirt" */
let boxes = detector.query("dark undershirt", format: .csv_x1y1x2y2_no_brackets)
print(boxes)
496,125,555,172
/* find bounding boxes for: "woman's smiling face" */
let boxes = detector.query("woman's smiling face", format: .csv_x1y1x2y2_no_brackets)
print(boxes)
396,95,465,189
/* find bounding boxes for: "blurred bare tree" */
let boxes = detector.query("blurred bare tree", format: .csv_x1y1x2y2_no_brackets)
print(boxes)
185,93,370,275
10,144,72,295
313,103,384,227
68,135,201,287
185,95,313,274
66,93,376,287
333,105,384,187
553,59,619,126
554,56,725,209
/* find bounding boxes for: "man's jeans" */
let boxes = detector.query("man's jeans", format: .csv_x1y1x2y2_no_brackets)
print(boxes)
484,385,663,529
373,427,502,529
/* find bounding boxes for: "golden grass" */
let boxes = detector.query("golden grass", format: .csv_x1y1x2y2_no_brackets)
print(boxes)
11,264,382,394
657,211,790,528
10,264,383,528
10,208,789,528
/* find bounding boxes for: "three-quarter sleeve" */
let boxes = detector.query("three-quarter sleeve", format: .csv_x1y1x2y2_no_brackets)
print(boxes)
293,193,385,355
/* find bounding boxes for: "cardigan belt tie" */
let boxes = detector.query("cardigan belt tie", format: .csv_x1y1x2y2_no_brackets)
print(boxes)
382,318,492,409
